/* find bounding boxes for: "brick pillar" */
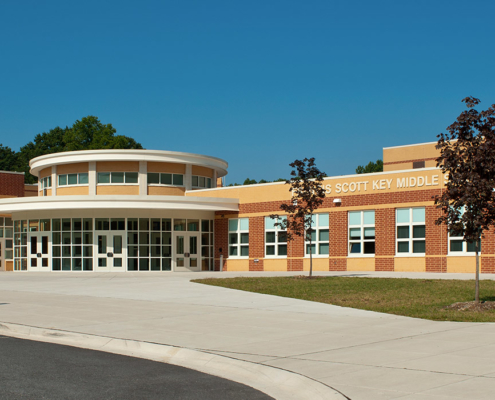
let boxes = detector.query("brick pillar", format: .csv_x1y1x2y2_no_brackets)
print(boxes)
287,232,303,271
214,218,228,271
249,216,264,271
375,208,395,271
329,210,347,271
481,227,495,273
425,206,448,272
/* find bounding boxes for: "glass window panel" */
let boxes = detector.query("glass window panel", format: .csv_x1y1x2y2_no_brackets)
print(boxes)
349,228,361,240
201,220,209,232
98,172,110,184
114,236,123,253
52,246,61,257
162,232,171,245
72,246,82,257
188,220,199,231
72,232,82,244
83,246,92,257
450,240,463,252
162,219,172,231
128,246,138,257
228,219,238,232
319,229,329,242
192,176,198,186
413,240,426,253
139,246,149,257
83,258,93,271
52,232,61,244
162,258,172,271
62,219,71,231
139,232,149,244
174,219,186,231
72,259,82,271
151,218,161,231
83,219,92,231
52,259,61,271
83,232,92,244
413,225,425,239
318,213,329,227
266,232,275,243
5,217,12,226
162,246,171,257
319,243,329,255
278,245,287,256
98,258,107,267
363,210,375,225
0,228,3,238
139,258,149,271
199,177,205,187
139,218,149,231
151,245,160,257
240,246,249,257
278,231,287,243
147,173,159,184
364,228,375,239
397,241,409,253
207,178,211,188
79,173,88,184
62,232,71,245
62,258,71,271
58,175,67,186
265,217,276,230
239,218,249,231
266,245,275,256
62,246,71,257
229,246,238,256
150,258,160,271
72,218,82,231
240,233,249,244
173,174,183,186
412,208,425,223
467,240,480,252
396,209,410,223
52,219,61,231
349,212,361,226
111,172,124,183
151,232,161,245
161,173,172,185
96,218,109,231
68,174,78,185
229,233,238,245
29,220,39,232
125,172,138,184
364,242,375,254
5,228,13,238
111,219,125,231
40,219,50,231
308,230,316,242
397,226,410,239
349,243,361,253
128,259,138,271
126,218,137,231
306,244,316,255
201,233,209,245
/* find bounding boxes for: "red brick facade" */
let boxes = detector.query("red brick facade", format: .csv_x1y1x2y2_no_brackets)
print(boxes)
0,171,25,198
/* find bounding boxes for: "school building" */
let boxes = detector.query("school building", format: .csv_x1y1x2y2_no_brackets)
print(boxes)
0,141,492,274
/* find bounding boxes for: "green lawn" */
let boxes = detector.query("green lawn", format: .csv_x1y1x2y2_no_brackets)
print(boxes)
192,276,495,322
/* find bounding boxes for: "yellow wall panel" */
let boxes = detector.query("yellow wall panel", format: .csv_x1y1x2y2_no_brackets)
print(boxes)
192,166,213,177
347,257,375,271
383,142,439,164
5,261,13,271
226,259,249,271
447,257,476,273
96,161,139,172
57,163,89,174
148,186,185,196
394,257,426,272
96,186,139,195
57,186,90,196
303,258,328,271
147,162,185,174
264,259,288,271
39,168,51,178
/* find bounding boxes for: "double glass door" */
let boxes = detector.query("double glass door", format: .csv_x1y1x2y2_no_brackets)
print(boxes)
96,231,126,271
174,232,200,271
28,232,50,271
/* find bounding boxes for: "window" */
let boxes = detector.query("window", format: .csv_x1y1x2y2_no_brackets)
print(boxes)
265,216,287,257
58,173,88,186
51,218,93,271
192,175,212,189
413,161,425,169
306,214,329,256
41,176,51,189
228,218,249,257
396,208,425,254
147,173,184,187
97,172,138,184
349,210,375,255
0,217,14,260
449,207,481,254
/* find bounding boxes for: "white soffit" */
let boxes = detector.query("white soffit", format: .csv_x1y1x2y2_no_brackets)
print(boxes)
0,195,239,213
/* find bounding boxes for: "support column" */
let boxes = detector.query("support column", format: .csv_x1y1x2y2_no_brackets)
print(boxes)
185,164,192,191
88,162,96,196
51,166,57,196
139,161,147,196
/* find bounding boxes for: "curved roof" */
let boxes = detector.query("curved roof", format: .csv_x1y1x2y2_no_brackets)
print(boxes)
30,149,229,177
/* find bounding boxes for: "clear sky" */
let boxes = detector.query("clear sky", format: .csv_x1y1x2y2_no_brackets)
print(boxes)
1,0,494,184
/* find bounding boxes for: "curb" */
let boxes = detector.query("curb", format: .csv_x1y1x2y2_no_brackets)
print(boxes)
0,322,348,400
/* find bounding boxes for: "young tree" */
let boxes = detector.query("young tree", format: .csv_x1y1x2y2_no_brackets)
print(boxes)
270,158,326,277
435,96,495,303
356,159,383,174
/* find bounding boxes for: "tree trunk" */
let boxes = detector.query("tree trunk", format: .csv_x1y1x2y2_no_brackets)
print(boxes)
475,239,480,303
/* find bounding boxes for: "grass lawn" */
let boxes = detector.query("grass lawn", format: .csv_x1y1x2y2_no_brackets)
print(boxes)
192,276,495,322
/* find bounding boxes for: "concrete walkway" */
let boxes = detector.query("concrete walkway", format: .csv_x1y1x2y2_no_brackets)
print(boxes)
0,271,494,399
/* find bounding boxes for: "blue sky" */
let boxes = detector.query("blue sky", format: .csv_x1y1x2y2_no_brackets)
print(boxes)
1,0,494,184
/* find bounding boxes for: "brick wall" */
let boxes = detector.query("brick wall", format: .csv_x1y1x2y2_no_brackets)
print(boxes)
329,210,347,271
0,172,25,198
375,208,395,271
425,205,448,272
249,216,265,271
214,218,229,271
481,227,495,273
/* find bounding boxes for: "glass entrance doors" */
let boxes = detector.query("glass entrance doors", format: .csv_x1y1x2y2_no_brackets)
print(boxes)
96,232,126,271
174,232,200,271
27,232,51,271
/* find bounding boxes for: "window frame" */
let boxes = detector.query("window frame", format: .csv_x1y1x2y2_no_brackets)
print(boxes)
58,173,89,187
192,175,212,189
448,207,481,256
265,216,288,258
305,213,329,257
348,210,376,257
396,207,426,256
147,172,185,187
228,218,249,258
97,172,139,185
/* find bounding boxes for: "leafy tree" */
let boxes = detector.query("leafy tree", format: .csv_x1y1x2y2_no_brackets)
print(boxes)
243,178,258,185
15,116,143,183
258,179,268,184
0,144,19,172
435,97,495,303
273,178,287,182
356,159,383,174
270,158,326,277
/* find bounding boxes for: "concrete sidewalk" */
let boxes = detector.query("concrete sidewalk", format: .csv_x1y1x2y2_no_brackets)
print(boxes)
0,271,494,399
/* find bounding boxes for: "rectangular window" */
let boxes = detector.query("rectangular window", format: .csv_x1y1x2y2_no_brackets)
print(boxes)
147,172,184,187
58,173,89,186
306,214,329,256
192,175,212,189
41,176,52,189
396,208,425,255
97,172,139,185
348,210,375,255
448,207,481,254
265,216,287,257
228,218,249,257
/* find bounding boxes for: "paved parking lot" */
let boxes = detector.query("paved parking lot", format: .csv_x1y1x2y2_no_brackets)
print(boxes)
1,271,494,399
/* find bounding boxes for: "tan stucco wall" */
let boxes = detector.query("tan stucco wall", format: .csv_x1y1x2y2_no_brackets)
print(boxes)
96,186,139,195
383,142,439,164
303,257,329,271
57,186,90,196
226,259,249,271
24,185,38,197
347,257,375,271
39,168,51,179
264,259,289,271
147,162,185,174
148,186,186,196
192,166,213,178
447,257,476,273
96,161,139,172
394,257,426,272
58,162,89,174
